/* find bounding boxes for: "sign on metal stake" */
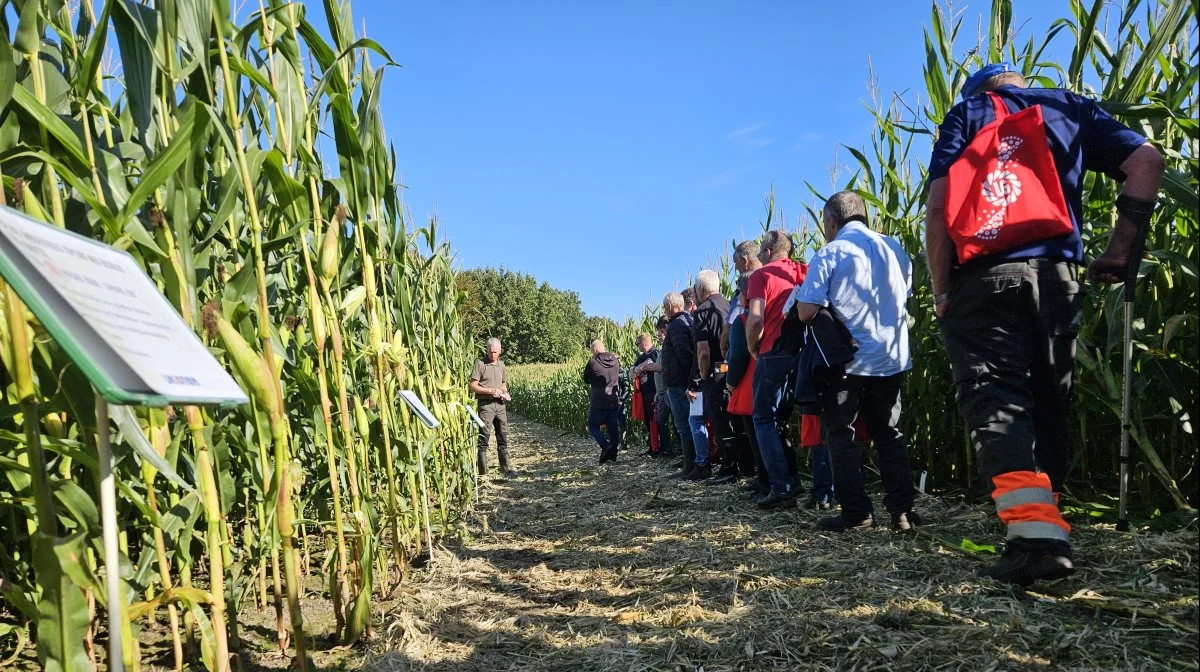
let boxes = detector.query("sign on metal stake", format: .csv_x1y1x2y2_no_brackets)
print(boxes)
0,206,248,672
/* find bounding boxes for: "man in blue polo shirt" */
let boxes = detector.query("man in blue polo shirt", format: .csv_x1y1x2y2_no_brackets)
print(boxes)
792,191,918,533
924,63,1163,585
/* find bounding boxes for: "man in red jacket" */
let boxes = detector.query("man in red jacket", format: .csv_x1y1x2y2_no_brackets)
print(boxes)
745,230,808,509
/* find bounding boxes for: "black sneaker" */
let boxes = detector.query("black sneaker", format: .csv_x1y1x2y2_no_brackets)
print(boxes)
817,514,874,532
756,492,798,510
685,464,712,481
802,497,833,511
706,473,739,485
891,511,921,531
979,550,1075,586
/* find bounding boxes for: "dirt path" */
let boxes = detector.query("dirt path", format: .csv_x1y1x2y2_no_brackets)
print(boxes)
361,415,1198,671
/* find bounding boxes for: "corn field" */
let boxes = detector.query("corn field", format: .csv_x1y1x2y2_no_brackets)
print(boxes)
0,1,478,670
512,0,1198,513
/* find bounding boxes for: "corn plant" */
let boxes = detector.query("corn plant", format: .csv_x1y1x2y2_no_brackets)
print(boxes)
0,1,478,670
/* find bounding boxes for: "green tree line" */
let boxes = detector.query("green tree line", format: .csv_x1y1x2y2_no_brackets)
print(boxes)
458,266,595,363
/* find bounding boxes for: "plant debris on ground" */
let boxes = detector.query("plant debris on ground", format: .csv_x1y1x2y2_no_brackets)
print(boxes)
357,416,1199,671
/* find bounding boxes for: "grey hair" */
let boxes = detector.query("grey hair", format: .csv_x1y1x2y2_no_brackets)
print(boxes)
823,191,868,227
663,291,684,311
734,240,759,264
486,337,502,350
695,269,720,295
759,229,793,261
979,71,1027,93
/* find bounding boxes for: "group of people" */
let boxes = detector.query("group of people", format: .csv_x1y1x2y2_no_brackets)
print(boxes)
621,197,915,538
483,63,1164,587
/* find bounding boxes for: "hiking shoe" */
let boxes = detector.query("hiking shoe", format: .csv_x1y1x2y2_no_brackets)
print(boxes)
685,464,712,481
501,468,518,478
706,473,739,486
817,514,874,532
802,497,833,511
667,467,693,480
979,550,1075,586
891,511,921,531
756,492,798,510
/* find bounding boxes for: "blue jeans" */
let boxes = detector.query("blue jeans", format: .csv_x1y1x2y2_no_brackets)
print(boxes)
588,407,622,451
752,350,799,497
665,387,697,468
810,443,834,502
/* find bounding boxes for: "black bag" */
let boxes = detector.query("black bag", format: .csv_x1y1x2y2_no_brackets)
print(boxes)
774,302,806,355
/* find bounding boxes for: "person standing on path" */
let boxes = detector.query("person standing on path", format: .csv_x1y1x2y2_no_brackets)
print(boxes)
631,332,668,456
470,338,516,478
924,63,1163,585
633,317,677,459
726,242,768,495
745,230,809,508
792,191,918,532
583,339,623,463
688,269,732,482
660,291,700,479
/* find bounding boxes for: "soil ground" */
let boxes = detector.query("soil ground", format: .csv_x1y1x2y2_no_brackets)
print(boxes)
354,415,1197,671
11,415,1193,671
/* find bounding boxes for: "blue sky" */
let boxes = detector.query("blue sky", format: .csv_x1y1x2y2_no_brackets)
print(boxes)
337,1,1080,320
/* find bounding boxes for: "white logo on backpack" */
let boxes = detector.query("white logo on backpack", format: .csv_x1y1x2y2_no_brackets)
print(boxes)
976,135,1025,241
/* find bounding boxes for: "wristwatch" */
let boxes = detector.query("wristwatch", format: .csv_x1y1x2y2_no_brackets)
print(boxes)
934,291,952,305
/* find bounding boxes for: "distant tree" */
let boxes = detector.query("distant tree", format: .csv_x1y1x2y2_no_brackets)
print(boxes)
583,315,620,345
457,267,586,363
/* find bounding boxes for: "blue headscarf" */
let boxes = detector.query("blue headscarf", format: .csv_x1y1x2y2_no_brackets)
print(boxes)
961,62,1017,100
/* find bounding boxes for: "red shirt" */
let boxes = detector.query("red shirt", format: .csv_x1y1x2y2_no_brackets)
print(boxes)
746,258,808,355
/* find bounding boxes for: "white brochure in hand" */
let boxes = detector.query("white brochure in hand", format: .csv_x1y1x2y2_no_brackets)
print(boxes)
689,391,704,416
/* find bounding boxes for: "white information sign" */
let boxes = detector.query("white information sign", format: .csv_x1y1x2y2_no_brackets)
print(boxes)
0,207,248,405
399,389,440,429
463,404,485,429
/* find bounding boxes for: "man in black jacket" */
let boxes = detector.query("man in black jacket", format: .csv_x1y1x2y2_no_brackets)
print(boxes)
690,269,733,482
659,291,699,479
583,339,623,463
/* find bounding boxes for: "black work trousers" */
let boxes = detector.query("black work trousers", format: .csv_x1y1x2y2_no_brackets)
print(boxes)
822,372,916,522
940,259,1082,493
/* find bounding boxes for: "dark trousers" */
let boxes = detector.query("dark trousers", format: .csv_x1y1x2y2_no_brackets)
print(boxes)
477,401,510,474
588,406,623,454
654,395,675,455
666,387,698,470
809,443,834,502
742,415,770,488
752,351,801,496
822,373,915,521
940,260,1080,556
941,260,1081,493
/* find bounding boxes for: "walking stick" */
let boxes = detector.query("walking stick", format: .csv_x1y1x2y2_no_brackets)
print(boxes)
1116,218,1151,533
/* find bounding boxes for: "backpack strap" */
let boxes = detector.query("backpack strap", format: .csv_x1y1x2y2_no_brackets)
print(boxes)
987,91,1010,123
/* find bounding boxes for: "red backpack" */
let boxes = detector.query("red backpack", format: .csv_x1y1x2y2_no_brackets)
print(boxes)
945,92,1073,264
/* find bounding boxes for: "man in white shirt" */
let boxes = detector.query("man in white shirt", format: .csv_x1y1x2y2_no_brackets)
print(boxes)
792,191,919,532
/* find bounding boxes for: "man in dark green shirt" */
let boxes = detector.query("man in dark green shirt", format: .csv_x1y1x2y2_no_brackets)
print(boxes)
469,337,515,477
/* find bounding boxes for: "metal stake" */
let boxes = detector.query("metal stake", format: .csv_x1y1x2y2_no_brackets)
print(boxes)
96,394,125,672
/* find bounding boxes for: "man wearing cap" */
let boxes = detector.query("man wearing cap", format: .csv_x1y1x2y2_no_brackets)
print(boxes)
925,63,1163,584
